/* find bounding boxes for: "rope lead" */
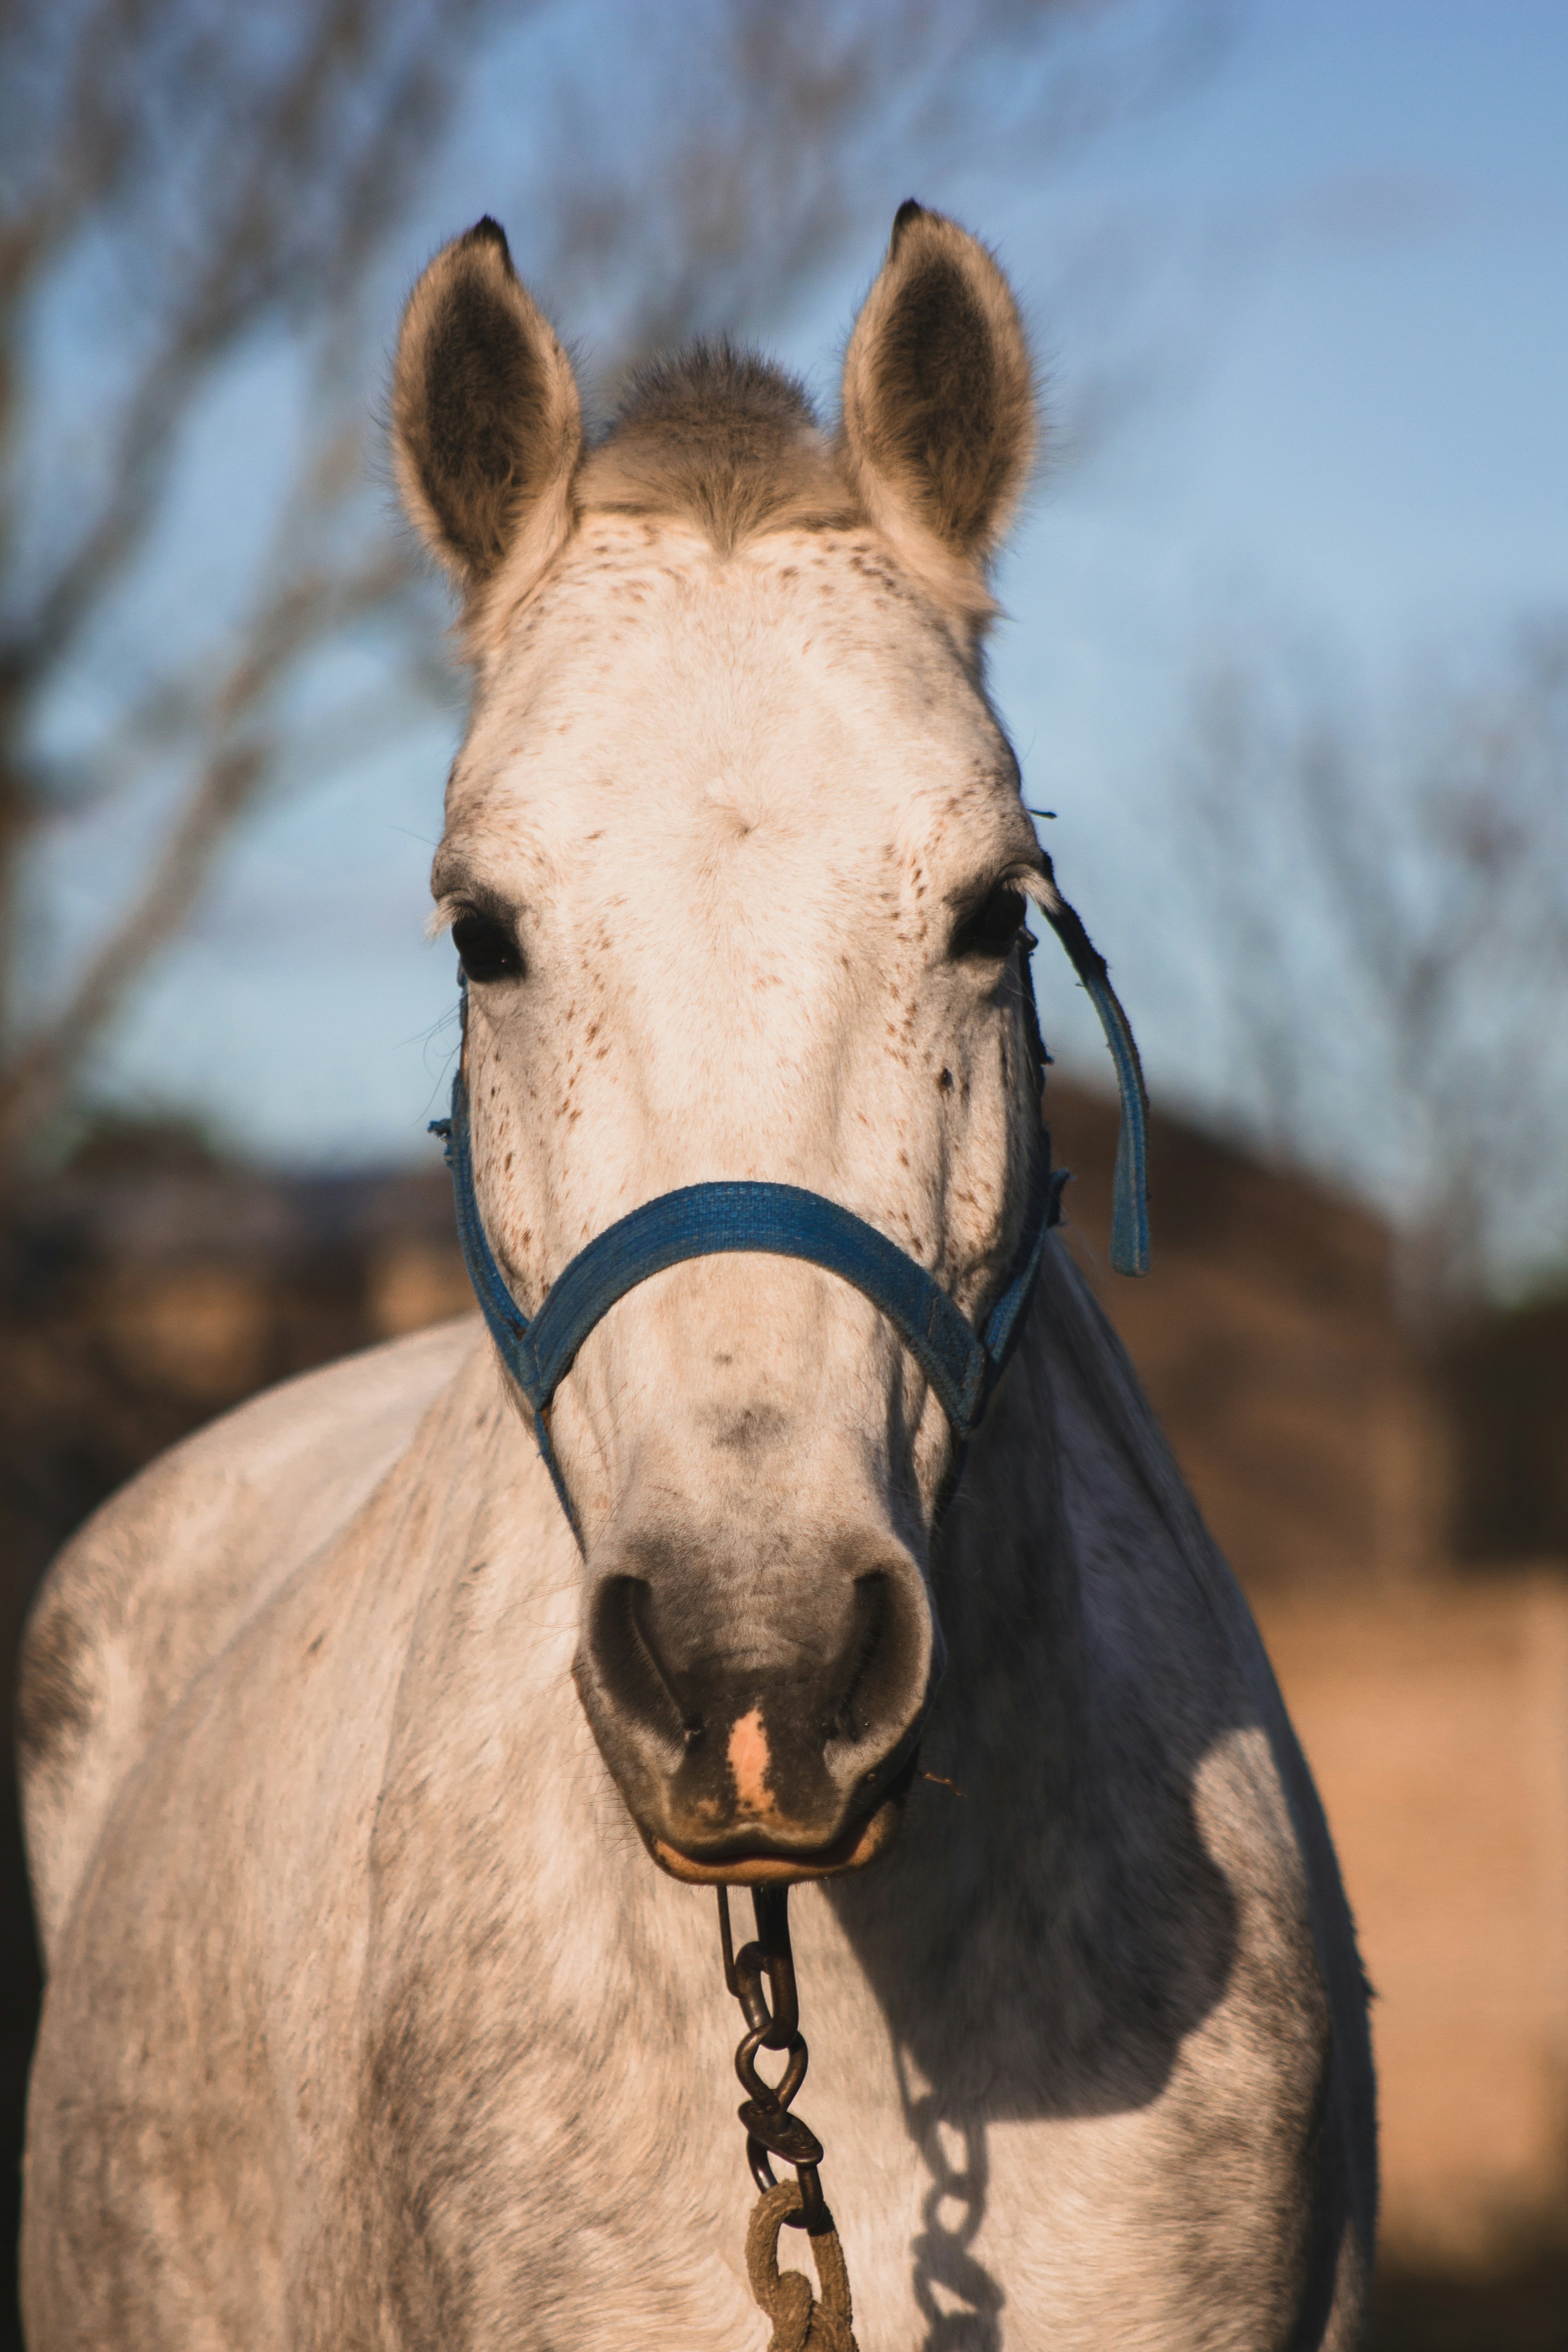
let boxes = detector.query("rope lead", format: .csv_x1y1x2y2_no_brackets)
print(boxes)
745,2179,859,2352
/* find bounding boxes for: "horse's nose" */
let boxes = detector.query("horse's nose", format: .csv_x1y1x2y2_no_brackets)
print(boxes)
576,1529,936,1866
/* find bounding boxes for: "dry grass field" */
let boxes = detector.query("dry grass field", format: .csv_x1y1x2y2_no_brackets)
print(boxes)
1263,1579,1568,2301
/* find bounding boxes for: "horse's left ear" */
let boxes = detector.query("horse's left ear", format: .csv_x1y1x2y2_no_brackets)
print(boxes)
840,202,1036,610
391,216,582,636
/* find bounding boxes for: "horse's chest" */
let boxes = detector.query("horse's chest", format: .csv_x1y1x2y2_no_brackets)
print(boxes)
724,1983,1304,2348
402,1882,1315,2352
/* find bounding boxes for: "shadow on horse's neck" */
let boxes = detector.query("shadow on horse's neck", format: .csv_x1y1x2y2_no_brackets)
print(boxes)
903,1307,1090,1896
821,1327,1078,2352
822,1290,1241,2347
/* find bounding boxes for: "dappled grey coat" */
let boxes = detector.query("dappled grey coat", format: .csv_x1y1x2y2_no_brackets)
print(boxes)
20,202,1375,2349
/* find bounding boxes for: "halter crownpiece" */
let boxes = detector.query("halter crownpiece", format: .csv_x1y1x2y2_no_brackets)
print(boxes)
432,872,1148,1524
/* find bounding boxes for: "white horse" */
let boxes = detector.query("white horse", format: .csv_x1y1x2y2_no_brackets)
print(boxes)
19,205,1375,2349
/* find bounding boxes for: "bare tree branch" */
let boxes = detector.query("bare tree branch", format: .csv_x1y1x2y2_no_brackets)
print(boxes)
0,544,407,1152
1,0,1212,1184
0,0,502,1157
1174,622,1568,1317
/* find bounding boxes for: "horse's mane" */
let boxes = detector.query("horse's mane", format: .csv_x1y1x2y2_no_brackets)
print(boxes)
578,338,858,553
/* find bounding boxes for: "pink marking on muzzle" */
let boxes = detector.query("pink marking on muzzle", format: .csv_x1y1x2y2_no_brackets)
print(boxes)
728,1708,777,1819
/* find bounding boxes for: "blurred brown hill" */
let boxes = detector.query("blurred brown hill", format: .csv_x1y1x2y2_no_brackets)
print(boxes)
1,1087,1565,2349
1046,1084,1444,1593
10,1081,1564,1597
0,1126,470,1600
1052,1081,1568,1583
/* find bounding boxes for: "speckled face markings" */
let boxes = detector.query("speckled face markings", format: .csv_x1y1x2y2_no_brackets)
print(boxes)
432,512,1043,1555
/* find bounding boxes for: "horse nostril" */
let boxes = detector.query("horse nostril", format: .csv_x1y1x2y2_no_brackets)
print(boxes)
588,1575,689,1754
824,1575,890,1745
823,1569,926,1775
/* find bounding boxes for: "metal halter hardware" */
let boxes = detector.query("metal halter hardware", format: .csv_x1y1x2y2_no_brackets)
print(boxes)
718,1886,827,2227
431,865,1148,1529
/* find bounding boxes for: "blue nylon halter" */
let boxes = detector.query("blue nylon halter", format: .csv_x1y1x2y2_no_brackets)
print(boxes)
432,866,1148,1529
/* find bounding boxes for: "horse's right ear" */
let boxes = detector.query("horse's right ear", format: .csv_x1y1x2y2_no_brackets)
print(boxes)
392,218,581,622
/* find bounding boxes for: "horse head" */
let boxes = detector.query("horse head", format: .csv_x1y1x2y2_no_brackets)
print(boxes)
392,204,1050,1887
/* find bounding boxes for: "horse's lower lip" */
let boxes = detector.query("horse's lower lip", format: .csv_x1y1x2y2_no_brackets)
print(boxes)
649,1788,906,1886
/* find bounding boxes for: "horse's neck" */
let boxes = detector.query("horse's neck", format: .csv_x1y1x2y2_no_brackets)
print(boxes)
936,1312,1086,1774
814,1243,1251,2103
811,1289,1090,1965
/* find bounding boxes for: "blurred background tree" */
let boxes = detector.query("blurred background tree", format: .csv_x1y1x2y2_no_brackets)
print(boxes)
0,0,1210,1173
1175,617,1568,1323
0,0,491,1161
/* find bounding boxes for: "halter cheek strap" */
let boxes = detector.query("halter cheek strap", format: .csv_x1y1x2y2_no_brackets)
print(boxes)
433,872,1147,1528
1033,882,1150,1282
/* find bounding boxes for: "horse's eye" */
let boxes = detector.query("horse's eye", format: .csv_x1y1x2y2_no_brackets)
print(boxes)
452,908,522,983
953,883,1027,960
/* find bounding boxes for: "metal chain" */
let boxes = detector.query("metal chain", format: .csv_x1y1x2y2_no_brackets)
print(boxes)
718,1887,860,2352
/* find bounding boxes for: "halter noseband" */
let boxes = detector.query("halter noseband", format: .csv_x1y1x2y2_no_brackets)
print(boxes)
433,871,1148,1530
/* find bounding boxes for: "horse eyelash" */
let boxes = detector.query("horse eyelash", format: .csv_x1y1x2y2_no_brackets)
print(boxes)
429,889,521,942
1014,866,1061,918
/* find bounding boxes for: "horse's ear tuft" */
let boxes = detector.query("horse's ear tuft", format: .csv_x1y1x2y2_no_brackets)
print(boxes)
391,217,581,621
840,206,1035,592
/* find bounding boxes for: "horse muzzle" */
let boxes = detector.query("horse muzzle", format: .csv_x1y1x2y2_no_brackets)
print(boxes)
647,1775,911,1885
573,1523,937,1883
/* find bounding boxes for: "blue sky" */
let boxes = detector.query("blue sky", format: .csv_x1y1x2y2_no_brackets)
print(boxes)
42,0,1568,1205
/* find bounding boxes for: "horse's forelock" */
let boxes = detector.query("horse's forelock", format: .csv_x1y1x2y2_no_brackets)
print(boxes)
578,338,858,555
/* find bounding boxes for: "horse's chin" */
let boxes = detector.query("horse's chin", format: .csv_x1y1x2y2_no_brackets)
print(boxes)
646,1784,909,1886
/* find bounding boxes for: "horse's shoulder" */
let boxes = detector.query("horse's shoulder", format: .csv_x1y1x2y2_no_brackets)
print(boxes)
19,1315,481,1956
